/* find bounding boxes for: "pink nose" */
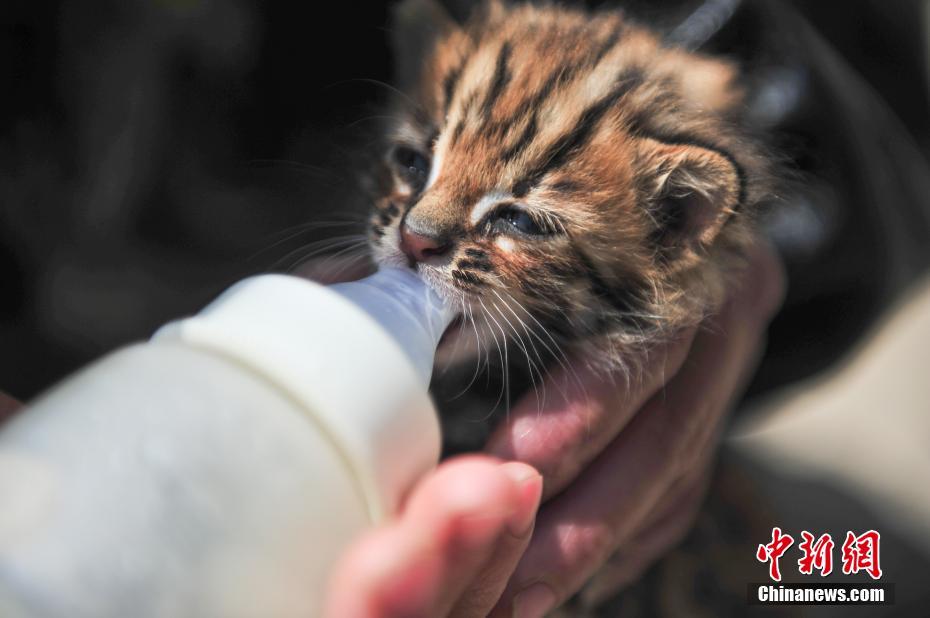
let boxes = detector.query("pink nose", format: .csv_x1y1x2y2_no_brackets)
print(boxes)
400,224,450,263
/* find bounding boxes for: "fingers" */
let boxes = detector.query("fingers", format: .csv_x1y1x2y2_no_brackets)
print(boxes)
486,327,697,499
581,462,712,605
324,456,542,618
492,242,785,613
449,462,541,618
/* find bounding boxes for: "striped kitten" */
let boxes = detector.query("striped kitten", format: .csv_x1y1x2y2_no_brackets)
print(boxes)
366,0,772,396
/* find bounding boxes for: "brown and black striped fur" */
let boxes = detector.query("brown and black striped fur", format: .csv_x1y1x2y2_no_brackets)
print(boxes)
366,0,772,379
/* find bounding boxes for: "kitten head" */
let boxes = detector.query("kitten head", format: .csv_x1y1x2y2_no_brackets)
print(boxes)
366,0,769,365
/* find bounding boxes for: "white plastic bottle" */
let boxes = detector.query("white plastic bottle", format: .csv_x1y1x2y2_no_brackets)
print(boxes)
0,268,454,618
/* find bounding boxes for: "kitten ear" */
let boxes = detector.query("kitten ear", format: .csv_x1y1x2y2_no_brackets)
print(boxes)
390,0,459,90
639,139,742,262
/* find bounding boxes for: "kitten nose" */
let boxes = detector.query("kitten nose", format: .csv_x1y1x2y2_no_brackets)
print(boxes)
400,223,451,263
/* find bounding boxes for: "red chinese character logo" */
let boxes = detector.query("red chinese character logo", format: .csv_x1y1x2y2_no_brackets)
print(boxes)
757,527,795,581
841,530,882,579
798,531,834,576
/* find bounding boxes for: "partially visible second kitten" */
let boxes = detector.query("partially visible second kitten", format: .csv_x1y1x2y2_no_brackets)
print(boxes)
365,0,772,404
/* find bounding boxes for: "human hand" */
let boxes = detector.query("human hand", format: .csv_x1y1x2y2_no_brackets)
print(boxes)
485,240,786,615
324,456,543,617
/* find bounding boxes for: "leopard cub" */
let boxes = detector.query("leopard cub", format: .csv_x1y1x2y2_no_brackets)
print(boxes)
364,0,773,416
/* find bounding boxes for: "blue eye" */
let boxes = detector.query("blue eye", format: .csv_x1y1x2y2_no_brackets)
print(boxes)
392,146,430,191
498,206,544,236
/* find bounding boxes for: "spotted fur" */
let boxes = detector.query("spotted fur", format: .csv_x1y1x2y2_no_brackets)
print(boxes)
365,0,773,377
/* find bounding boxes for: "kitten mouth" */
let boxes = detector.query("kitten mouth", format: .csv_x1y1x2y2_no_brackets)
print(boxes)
400,261,468,350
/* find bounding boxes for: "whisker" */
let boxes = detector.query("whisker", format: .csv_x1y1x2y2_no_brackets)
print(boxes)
499,290,587,404
321,249,373,281
447,301,484,398
267,235,367,273
491,298,542,414
305,242,372,275
247,158,343,178
249,220,365,261
491,292,548,412
477,299,510,421
324,77,427,118
437,297,468,379
345,113,412,130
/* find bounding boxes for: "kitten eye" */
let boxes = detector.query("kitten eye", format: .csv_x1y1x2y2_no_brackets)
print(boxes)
391,146,430,192
497,206,545,236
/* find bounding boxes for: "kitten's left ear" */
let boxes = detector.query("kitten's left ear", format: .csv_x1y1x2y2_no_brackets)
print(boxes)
639,138,742,262
390,0,459,90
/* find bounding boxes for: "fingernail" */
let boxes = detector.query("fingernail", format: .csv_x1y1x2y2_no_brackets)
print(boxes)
512,583,556,618
501,464,543,537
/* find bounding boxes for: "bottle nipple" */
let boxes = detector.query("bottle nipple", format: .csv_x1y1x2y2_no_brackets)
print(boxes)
330,268,456,386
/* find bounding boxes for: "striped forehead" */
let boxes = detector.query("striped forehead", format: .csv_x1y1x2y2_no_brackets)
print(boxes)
411,8,745,214
429,28,650,191
444,16,625,113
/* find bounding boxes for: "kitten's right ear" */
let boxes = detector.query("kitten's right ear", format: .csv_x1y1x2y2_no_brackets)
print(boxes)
390,0,459,90
637,138,743,267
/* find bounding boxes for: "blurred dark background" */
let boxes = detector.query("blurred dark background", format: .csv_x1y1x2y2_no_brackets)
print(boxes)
2,0,929,401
